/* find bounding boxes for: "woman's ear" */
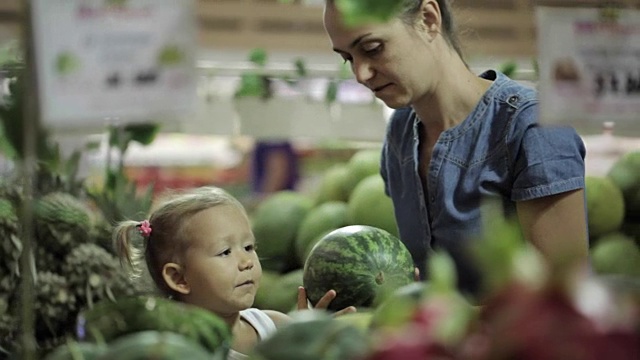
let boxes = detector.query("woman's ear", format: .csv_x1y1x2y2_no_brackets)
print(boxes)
420,0,442,37
162,263,190,295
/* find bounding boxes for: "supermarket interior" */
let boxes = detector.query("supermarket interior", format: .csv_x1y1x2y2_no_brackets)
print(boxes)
1,1,640,359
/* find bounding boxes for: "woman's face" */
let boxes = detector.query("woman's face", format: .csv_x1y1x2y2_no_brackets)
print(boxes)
323,2,439,109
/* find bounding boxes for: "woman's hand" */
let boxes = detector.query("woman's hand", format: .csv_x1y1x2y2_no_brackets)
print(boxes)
296,286,356,316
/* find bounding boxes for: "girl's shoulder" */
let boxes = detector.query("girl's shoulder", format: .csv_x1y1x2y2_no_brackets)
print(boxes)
260,309,291,328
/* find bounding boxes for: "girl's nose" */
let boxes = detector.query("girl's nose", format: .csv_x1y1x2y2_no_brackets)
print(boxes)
239,254,254,270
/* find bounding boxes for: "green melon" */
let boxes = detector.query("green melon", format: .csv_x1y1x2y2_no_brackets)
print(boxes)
251,310,369,360
303,225,414,312
264,269,304,313
295,201,349,265
253,270,280,310
313,164,351,205
251,191,314,272
347,174,398,237
80,296,231,355
96,331,219,360
333,311,374,334
370,281,428,330
585,176,625,238
344,149,381,198
591,237,640,277
44,341,107,360
608,150,640,217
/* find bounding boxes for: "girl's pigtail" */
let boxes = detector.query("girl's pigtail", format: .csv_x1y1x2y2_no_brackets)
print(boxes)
113,220,145,279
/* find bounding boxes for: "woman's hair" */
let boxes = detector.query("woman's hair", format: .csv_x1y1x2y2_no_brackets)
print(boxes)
327,0,465,60
113,186,246,298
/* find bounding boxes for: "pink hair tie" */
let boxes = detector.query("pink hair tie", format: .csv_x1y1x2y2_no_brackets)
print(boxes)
138,220,152,237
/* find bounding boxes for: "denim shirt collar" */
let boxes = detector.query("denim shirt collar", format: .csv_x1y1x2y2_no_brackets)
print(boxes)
410,70,511,143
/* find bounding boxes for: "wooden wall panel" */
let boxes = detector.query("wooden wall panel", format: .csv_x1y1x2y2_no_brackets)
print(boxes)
0,0,638,58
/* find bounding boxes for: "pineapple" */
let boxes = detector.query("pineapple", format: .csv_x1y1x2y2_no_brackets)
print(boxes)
34,271,77,337
62,243,129,309
34,192,93,256
89,217,116,255
0,198,21,279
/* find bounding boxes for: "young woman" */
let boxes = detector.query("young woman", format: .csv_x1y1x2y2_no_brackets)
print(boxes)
323,0,589,298
114,186,354,359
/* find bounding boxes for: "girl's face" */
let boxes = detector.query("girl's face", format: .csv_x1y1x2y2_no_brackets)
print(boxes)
323,2,440,109
178,204,261,316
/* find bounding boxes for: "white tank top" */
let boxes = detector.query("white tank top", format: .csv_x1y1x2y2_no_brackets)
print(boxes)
226,308,278,360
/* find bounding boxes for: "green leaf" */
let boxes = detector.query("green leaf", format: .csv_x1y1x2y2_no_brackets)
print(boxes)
472,198,526,292
248,48,268,67
235,72,269,99
294,57,308,78
0,119,16,158
336,0,404,27
498,60,518,78
338,61,352,80
124,123,160,146
325,80,338,104
428,251,457,294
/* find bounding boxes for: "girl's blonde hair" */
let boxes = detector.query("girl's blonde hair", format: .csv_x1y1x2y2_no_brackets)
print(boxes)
113,186,246,297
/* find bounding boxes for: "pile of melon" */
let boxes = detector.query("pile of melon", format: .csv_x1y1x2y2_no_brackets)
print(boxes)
585,150,640,278
249,148,403,312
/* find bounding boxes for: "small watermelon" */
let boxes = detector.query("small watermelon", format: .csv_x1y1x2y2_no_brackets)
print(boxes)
303,225,415,312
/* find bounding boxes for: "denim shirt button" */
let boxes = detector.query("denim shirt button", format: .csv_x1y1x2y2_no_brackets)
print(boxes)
430,196,435,202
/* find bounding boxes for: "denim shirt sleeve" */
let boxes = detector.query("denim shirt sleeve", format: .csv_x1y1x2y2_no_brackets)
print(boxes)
507,102,586,201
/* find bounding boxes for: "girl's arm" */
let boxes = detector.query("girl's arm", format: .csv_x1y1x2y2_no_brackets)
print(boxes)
263,310,292,328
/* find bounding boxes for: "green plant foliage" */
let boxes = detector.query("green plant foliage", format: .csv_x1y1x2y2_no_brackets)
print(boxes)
335,0,404,26
498,60,518,78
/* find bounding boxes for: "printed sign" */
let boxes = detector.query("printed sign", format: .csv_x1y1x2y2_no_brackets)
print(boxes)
537,7,640,135
32,0,198,128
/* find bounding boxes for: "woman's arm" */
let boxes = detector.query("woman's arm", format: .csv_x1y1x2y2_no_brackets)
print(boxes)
516,189,589,268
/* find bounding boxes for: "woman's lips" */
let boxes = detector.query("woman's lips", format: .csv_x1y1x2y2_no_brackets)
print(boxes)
373,84,392,93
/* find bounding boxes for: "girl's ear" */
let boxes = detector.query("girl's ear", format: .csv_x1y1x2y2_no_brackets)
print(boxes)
162,263,190,295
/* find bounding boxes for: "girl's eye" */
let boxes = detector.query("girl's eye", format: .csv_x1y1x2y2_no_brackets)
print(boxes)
219,249,231,256
245,244,256,252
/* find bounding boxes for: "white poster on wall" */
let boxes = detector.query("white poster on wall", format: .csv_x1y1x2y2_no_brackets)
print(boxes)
32,0,198,128
536,7,640,135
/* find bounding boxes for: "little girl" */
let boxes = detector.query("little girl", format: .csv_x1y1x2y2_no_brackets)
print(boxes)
113,186,354,359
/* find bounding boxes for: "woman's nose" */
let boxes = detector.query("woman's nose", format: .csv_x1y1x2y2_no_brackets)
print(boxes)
353,59,374,85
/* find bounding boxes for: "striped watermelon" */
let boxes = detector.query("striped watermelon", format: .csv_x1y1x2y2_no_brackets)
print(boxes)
303,225,415,312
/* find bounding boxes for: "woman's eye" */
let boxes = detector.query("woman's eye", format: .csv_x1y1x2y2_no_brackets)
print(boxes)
362,43,382,54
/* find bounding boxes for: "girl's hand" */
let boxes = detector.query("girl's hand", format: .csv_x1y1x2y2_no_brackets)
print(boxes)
296,286,356,316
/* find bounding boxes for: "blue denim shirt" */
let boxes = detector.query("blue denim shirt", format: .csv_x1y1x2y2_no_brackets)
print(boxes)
381,70,586,296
